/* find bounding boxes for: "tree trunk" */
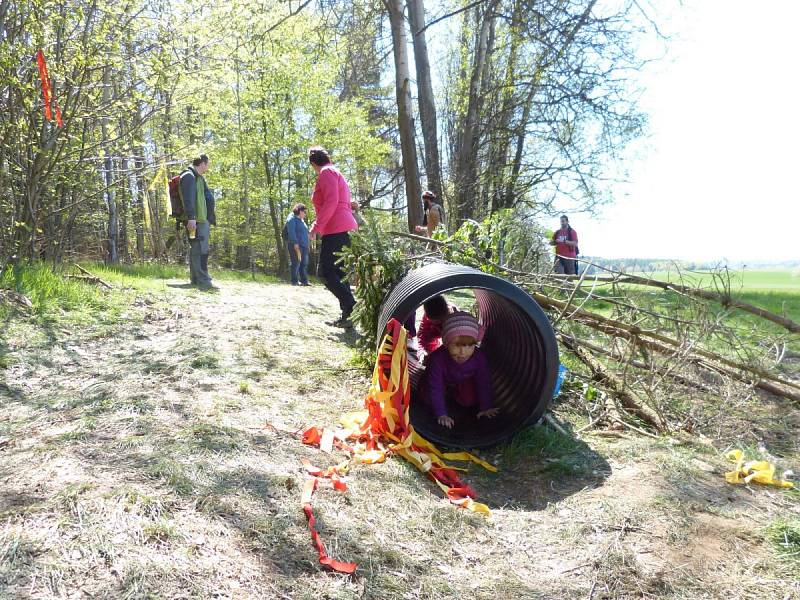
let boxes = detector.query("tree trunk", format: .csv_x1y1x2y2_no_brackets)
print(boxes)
234,48,252,270
101,66,118,264
407,0,442,201
262,151,288,277
502,0,598,209
133,152,146,260
454,1,495,224
503,82,537,209
490,0,523,212
118,154,131,262
385,0,423,232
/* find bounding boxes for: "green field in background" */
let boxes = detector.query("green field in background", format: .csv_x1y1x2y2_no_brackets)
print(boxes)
620,268,800,323
583,269,800,321
640,268,800,292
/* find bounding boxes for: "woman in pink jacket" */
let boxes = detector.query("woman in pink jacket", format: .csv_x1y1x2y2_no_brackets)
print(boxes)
307,146,358,328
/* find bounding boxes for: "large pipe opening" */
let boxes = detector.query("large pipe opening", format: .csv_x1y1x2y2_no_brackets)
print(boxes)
377,263,559,448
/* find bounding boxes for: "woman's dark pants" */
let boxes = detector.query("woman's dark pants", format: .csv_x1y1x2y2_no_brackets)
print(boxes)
319,232,356,315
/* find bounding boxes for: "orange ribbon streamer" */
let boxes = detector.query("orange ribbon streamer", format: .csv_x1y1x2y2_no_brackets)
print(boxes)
35,49,63,127
302,505,357,574
298,319,496,574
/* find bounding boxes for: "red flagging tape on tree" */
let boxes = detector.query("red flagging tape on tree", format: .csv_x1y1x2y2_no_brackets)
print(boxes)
35,49,63,127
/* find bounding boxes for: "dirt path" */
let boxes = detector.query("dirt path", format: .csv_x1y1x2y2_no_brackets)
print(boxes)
1,278,798,599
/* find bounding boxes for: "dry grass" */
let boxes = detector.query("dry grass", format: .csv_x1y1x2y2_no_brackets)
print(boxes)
1,276,798,599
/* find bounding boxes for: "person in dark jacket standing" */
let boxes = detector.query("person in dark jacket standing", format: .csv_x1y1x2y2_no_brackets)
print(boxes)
307,146,358,328
285,203,311,286
180,154,216,288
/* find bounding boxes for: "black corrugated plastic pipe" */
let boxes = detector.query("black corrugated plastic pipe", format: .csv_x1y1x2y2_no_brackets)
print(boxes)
377,262,559,448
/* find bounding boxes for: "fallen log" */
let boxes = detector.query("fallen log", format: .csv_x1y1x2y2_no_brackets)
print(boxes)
65,274,110,287
72,264,113,289
561,336,668,432
551,272,800,334
530,290,800,395
558,333,719,395
564,320,800,404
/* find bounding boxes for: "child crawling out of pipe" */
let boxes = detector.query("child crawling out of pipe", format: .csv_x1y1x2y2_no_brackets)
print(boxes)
417,294,459,362
420,311,500,429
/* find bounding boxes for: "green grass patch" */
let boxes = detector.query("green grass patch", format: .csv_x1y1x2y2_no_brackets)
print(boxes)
190,353,219,370
766,519,800,560
55,482,94,516
500,424,586,466
0,263,114,322
574,268,800,324
82,261,281,287
184,423,248,453
641,268,799,291
635,268,800,321
142,520,180,544
110,487,168,518
145,459,196,496
0,261,282,330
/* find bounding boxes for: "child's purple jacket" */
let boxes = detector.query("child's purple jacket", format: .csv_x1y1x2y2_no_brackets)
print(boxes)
424,346,493,418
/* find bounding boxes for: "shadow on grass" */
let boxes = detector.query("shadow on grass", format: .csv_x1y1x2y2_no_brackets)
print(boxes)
0,382,26,403
4,434,323,586
465,423,611,511
0,491,47,518
330,327,361,346
0,392,611,597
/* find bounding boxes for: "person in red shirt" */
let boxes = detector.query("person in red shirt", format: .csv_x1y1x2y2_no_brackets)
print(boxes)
550,214,579,275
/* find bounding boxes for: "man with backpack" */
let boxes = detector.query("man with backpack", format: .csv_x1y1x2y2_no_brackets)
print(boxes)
178,154,216,288
551,214,579,275
415,190,445,237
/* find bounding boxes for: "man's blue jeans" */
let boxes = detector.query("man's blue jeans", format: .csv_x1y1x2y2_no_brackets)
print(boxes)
288,243,309,285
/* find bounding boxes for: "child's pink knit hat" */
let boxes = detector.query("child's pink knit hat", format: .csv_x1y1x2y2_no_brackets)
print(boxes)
442,311,482,345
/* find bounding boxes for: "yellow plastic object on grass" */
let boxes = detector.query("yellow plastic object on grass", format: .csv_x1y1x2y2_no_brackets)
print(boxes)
724,449,794,489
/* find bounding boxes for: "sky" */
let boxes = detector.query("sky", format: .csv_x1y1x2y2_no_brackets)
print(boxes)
573,0,800,263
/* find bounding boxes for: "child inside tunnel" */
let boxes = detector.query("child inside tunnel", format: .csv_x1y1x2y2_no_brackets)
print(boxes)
417,294,459,360
405,293,457,383
416,311,500,429
379,263,559,448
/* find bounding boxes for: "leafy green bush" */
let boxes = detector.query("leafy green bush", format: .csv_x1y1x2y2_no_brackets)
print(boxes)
341,218,413,367
434,210,552,275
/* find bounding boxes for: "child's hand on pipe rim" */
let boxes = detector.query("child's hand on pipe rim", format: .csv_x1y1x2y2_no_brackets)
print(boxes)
477,408,500,419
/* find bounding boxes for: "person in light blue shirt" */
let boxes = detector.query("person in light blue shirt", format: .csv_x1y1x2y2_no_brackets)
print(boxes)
284,203,311,286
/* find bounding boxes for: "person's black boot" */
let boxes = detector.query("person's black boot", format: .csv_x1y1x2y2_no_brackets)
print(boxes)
331,315,353,328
